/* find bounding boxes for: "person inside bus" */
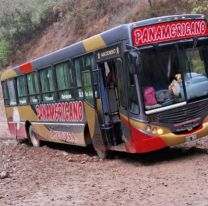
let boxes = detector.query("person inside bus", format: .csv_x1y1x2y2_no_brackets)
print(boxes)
106,67,116,88
168,73,182,97
105,62,119,117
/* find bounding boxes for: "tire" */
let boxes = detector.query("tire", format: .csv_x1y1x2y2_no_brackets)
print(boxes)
28,126,40,147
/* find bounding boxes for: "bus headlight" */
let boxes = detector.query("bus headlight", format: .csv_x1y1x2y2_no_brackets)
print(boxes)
152,127,157,135
157,128,164,135
145,125,164,135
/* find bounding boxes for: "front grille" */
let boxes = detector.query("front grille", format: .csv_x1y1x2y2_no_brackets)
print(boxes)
150,99,208,125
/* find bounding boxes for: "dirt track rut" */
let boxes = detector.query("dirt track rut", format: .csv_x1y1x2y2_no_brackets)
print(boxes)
1,138,208,206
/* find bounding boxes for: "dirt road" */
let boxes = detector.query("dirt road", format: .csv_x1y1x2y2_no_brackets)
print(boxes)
1,138,208,206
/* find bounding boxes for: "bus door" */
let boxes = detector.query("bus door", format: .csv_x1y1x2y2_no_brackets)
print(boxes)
97,58,124,146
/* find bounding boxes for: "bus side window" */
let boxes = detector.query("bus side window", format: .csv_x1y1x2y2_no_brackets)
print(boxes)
75,58,84,98
27,72,40,104
17,75,28,105
55,62,74,101
82,70,94,105
40,67,55,103
2,81,9,105
7,79,17,106
74,54,94,101
91,55,99,98
82,55,94,105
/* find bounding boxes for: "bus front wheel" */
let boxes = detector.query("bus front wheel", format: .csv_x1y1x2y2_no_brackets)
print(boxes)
28,126,40,147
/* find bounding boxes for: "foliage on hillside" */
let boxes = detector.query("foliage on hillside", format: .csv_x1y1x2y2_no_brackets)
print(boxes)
1,0,208,69
0,0,60,67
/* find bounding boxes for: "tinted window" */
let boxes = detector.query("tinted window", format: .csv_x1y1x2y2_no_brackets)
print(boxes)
17,76,27,105
2,81,9,105
7,79,17,106
82,70,94,105
40,67,55,102
27,72,40,104
55,62,74,100
75,55,95,104
75,59,83,98
27,72,39,94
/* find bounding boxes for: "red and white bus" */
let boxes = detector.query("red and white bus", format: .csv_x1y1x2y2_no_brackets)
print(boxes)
2,14,208,158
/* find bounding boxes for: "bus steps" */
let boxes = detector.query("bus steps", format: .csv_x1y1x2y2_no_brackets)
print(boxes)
100,121,123,146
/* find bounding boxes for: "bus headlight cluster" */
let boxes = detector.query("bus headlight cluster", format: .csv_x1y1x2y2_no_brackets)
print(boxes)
145,125,164,135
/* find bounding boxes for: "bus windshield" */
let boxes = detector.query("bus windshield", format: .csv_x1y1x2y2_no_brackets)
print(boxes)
139,39,208,113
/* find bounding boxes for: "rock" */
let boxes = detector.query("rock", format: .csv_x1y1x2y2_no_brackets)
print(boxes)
62,152,68,156
0,171,9,179
68,157,73,162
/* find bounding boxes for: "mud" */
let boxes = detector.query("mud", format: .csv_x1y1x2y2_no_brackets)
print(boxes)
1,137,208,206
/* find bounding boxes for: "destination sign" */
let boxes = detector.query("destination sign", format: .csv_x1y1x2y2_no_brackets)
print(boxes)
97,45,120,61
132,20,208,46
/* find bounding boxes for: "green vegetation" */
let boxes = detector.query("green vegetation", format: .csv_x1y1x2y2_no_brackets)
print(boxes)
0,0,59,68
1,0,208,68
188,0,208,13
0,39,10,67
0,0,57,43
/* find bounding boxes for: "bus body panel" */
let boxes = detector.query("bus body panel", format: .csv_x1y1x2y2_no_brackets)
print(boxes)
121,114,208,153
4,102,88,146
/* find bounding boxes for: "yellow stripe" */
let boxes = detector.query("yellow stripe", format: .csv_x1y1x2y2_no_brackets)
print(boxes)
84,103,95,138
127,115,208,147
5,106,50,139
83,34,106,52
1,69,17,81
5,106,37,121
161,122,208,146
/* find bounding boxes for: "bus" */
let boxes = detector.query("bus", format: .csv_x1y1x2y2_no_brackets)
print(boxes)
2,14,208,158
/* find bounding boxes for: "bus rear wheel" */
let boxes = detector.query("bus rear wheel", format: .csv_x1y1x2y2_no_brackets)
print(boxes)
28,126,40,147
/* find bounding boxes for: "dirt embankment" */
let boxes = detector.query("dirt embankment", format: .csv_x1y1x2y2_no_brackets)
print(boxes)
7,0,192,68
1,138,208,206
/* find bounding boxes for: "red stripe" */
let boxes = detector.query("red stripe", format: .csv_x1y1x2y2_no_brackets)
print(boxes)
120,115,167,153
19,63,33,74
126,125,167,153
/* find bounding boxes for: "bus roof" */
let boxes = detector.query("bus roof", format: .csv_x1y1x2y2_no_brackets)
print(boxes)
1,14,206,81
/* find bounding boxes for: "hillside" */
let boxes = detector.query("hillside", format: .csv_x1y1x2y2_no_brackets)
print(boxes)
3,0,201,68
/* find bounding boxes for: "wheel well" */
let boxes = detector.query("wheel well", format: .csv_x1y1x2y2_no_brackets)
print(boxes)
25,121,31,138
84,124,92,145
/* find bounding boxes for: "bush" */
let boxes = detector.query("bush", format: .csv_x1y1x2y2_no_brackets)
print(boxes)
0,39,10,67
188,0,208,13
0,0,60,68
0,0,58,46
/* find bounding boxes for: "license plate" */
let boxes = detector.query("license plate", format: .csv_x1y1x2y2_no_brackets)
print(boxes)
186,134,197,142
